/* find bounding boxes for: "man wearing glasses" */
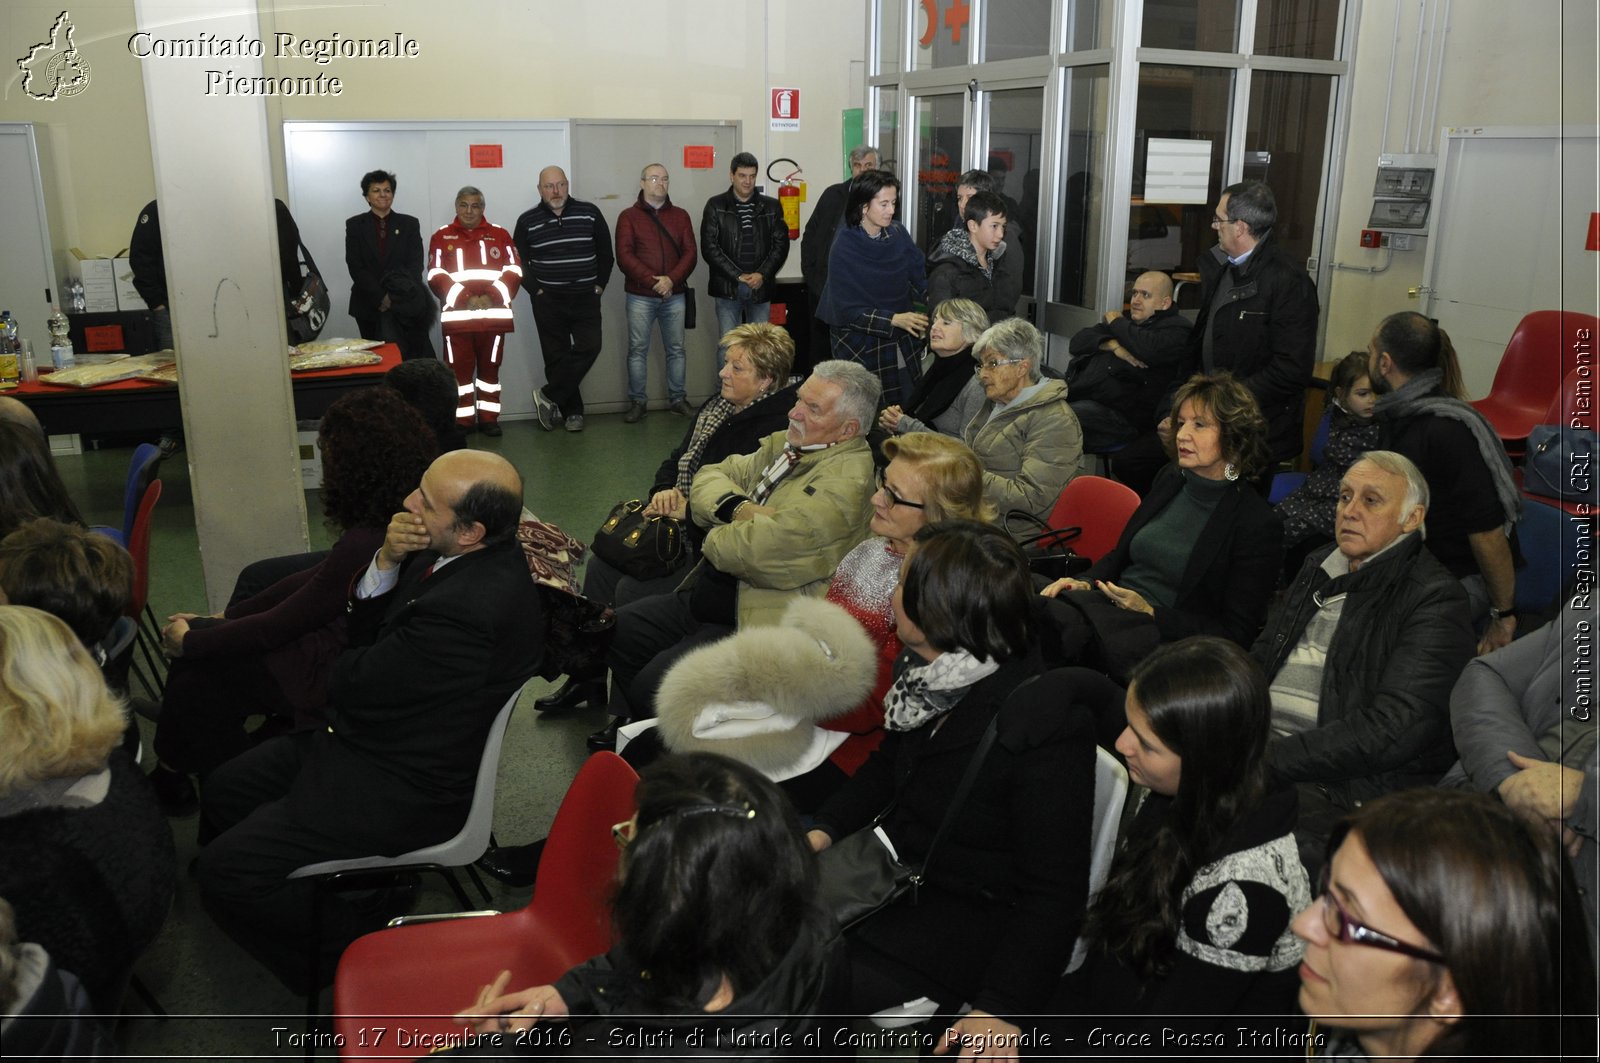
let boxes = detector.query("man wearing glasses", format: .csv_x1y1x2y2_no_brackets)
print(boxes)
615,163,697,423
1112,180,1319,495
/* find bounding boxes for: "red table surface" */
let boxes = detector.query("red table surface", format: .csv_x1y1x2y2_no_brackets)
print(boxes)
12,343,401,396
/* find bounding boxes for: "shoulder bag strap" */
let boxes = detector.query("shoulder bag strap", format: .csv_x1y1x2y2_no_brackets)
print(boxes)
644,207,684,279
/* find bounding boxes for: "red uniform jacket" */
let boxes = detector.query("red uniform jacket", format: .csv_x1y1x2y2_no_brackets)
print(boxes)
427,219,522,334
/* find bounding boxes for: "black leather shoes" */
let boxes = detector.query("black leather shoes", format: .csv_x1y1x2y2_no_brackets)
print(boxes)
475,840,544,888
535,677,606,713
587,717,625,752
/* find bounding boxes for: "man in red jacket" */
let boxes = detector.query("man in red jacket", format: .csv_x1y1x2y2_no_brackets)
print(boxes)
615,163,697,422
427,187,522,436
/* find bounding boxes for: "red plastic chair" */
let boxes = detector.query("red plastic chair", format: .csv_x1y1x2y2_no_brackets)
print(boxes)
1046,475,1141,563
124,479,166,697
1471,310,1599,452
331,752,640,1057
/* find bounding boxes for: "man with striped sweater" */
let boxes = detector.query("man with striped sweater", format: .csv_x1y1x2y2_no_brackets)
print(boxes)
513,167,614,433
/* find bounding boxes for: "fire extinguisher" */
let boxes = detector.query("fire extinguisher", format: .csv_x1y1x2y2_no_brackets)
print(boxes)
769,157,803,240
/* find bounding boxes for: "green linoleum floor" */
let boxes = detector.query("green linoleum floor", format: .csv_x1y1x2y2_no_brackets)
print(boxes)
51,408,698,1059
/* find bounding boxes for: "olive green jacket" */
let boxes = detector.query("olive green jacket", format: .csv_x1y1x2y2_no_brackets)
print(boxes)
690,432,874,626
964,377,1083,521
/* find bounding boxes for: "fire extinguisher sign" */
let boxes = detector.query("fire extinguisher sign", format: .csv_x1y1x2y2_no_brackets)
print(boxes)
770,88,800,132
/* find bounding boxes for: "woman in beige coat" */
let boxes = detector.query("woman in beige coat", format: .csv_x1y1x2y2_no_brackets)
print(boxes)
963,318,1083,521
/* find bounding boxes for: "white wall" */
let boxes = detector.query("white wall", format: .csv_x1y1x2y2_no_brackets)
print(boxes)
1,0,868,271
1326,0,1599,390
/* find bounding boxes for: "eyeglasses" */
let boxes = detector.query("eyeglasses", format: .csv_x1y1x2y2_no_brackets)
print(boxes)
975,357,1025,374
1316,866,1446,963
643,175,669,184
1211,213,1234,228
875,468,925,509
611,819,635,849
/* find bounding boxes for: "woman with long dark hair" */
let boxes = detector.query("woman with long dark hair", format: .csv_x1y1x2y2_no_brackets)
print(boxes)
0,419,85,539
816,169,929,406
145,387,437,813
458,752,836,1053
1055,637,1310,1031
1293,788,1590,1061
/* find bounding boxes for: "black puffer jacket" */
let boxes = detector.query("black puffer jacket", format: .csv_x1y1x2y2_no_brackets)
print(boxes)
1189,230,1319,460
925,228,1021,323
699,190,790,300
1255,534,1475,810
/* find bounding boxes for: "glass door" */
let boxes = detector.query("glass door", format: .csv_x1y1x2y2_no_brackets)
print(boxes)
908,92,970,256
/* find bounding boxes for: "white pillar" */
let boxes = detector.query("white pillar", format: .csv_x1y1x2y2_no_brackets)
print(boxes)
135,0,309,611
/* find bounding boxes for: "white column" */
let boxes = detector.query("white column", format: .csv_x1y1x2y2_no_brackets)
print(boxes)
135,0,309,611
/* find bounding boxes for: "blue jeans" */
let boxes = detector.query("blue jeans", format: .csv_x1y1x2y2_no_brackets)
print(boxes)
625,293,687,403
713,297,771,367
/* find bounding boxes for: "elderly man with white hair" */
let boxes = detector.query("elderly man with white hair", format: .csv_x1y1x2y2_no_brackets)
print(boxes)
589,359,881,750
1253,450,1476,865
962,317,1082,521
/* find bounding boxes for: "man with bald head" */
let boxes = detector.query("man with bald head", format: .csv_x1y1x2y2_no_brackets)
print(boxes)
513,166,614,432
0,396,43,435
1065,270,1189,452
196,449,544,990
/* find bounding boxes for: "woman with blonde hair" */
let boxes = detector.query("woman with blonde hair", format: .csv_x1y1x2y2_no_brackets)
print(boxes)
878,298,991,439
0,606,175,1012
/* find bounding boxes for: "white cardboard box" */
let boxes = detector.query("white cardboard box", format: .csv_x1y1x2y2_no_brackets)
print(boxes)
113,258,148,310
69,250,120,313
297,425,323,488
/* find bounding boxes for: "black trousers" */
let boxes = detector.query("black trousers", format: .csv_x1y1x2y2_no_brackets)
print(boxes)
604,587,731,719
195,731,466,991
531,289,603,416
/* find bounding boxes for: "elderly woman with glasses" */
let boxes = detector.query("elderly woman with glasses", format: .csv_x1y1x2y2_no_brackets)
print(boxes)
458,753,837,1049
1290,788,1589,1062
962,317,1083,522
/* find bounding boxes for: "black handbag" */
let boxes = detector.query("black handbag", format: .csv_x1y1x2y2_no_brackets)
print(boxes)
535,586,615,682
815,714,1001,932
286,239,330,344
1525,424,1599,505
591,499,691,581
1005,509,1092,581
644,208,695,330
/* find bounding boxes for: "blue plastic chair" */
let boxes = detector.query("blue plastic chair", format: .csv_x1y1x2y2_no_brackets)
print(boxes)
90,443,163,547
1268,408,1333,504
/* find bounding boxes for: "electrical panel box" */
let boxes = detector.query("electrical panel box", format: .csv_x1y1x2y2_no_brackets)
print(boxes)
1369,153,1436,235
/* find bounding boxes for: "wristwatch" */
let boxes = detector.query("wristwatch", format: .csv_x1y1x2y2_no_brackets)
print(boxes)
1488,605,1518,621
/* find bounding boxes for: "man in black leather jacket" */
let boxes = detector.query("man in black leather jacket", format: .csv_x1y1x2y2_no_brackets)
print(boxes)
1253,452,1475,869
700,152,790,365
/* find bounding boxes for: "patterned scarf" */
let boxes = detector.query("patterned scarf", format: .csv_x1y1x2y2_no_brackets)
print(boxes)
750,439,838,504
673,390,773,494
881,647,1000,732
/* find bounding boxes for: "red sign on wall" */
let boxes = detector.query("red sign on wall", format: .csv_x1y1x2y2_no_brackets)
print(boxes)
683,145,715,169
770,88,800,131
469,144,503,168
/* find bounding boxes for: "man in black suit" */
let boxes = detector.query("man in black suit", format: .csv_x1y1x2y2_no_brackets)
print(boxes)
344,168,434,360
195,449,542,989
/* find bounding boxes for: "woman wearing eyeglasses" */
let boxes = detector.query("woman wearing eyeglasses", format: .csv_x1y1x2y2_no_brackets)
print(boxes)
1041,372,1281,681
961,317,1083,522
457,752,838,1052
1052,637,1310,1038
1290,788,1589,1062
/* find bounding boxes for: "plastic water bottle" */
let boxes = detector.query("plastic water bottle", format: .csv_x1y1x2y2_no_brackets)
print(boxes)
47,306,75,370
